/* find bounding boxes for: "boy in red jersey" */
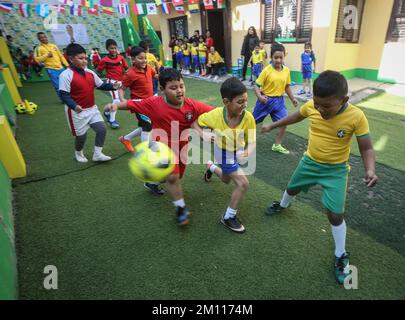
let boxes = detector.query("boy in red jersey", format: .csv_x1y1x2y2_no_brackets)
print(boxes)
118,46,158,153
59,44,121,163
105,68,214,225
97,39,128,129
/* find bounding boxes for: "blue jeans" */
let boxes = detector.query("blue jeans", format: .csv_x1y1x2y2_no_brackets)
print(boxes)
46,68,65,100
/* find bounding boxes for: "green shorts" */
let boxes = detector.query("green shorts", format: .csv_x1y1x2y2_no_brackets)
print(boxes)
287,154,350,214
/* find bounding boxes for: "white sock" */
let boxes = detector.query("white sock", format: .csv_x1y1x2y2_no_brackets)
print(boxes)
124,128,142,140
75,150,84,156
109,110,117,122
209,163,217,173
94,146,103,156
141,131,150,142
173,198,185,208
224,207,237,220
331,220,347,257
280,190,294,208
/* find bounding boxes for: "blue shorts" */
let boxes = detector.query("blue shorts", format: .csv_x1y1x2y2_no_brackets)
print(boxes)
199,56,206,64
176,52,183,62
252,63,262,77
183,55,190,67
216,149,240,175
302,71,312,79
253,96,288,124
192,55,199,66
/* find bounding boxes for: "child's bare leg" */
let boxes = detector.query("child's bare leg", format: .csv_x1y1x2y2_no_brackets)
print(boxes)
275,126,287,145
228,171,249,210
166,173,183,201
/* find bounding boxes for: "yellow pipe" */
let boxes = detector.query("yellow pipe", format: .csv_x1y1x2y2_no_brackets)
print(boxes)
0,37,22,88
1,68,23,105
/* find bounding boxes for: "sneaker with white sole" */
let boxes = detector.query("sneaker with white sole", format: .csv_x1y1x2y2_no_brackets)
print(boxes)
92,153,112,162
75,151,88,163
221,215,245,233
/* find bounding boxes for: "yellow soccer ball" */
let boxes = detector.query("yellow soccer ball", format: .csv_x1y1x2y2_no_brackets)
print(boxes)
129,141,175,183
15,103,26,114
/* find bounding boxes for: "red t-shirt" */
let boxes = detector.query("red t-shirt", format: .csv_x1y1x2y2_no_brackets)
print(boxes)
126,47,131,56
206,37,214,49
92,53,101,66
127,96,214,145
122,65,156,99
97,54,128,81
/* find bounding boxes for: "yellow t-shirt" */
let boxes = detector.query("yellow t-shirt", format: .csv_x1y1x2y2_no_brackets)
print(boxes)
182,46,190,56
198,43,207,57
35,43,68,69
300,101,370,164
251,50,263,64
259,49,267,61
191,47,198,56
198,107,256,151
174,46,181,54
256,64,291,97
146,52,158,71
208,51,224,64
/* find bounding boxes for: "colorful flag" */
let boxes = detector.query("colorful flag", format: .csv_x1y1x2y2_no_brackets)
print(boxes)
189,3,199,13
188,0,199,4
155,0,162,6
36,4,49,17
19,4,31,17
217,0,225,9
70,4,82,16
81,0,94,8
161,0,170,14
117,3,129,15
0,3,13,13
172,0,184,6
174,5,184,14
146,3,157,15
102,6,113,15
203,0,214,10
100,0,113,7
52,4,66,13
25,0,33,4
58,0,73,5
88,4,99,15
120,0,129,3
133,3,144,15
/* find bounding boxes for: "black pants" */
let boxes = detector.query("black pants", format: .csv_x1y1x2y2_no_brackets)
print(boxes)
242,52,252,80
211,62,226,76
172,54,177,70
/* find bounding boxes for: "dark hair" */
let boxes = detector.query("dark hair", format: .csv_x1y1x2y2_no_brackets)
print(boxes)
6,35,12,40
37,32,45,38
66,43,86,57
105,39,117,49
159,68,183,88
313,70,348,99
270,42,286,56
130,46,145,58
246,26,258,38
138,40,148,50
305,42,312,49
127,43,132,47
220,77,247,101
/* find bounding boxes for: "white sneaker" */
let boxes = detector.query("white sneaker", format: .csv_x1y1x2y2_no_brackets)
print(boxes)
75,151,88,163
92,152,112,162
213,76,219,81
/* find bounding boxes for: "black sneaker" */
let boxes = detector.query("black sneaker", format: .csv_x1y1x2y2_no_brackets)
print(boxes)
204,169,213,182
221,215,245,233
176,206,190,225
265,201,286,216
335,252,351,285
144,182,166,195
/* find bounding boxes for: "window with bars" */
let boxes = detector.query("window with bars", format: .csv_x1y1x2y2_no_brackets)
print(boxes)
335,0,365,43
387,0,405,42
262,0,313,43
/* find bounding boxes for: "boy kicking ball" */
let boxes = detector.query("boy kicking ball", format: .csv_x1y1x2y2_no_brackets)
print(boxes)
192,77,256,233
261,70,378,284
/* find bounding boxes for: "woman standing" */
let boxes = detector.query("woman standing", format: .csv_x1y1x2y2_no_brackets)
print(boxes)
240,26,259,81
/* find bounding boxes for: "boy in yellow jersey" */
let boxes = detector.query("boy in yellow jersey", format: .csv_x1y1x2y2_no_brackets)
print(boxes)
248,45,264,85
207,46,225,80
262,70,378,285
181,43,191,75
253,43,298,154
174,40,183,72
139,41,160,95
259,40,268,63
35,32,69,101
192,77,256,233
198,36,207,76
191,42,200,76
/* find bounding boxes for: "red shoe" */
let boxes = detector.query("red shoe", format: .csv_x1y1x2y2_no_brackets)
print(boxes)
118,136,134,153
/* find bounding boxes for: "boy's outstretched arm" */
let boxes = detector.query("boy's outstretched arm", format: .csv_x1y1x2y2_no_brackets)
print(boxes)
357,136,378,187
261,111,305,133
105,100,129,112
190,121,216,142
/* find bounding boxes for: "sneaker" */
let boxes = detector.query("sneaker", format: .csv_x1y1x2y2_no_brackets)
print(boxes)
110,120,120,129
176,206,190,226
298,89,306,95
265,201,286,215
118,135,134,152
194,72,199,76
74,151,88,163
334,252,351,285
204,161,213,182
103,111,111,123
213,76,219,81
22,74,27,81
144,182,166,195
272,144,290,154
92,153,112,162
221,215,245,233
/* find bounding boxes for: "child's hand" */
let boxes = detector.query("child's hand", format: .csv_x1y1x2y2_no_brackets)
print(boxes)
364,170,378,187
292,98,298,107
48,51,53,58
202,131,216,143
236,150,248,165
261,124,273,133
113,81,122,90
259,95,268,104
74,105,83,113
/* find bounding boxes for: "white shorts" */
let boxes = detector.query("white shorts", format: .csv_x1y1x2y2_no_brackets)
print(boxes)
65,105,104,136
107,79,121,104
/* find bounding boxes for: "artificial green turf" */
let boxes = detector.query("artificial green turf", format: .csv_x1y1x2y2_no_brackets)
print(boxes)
13,79,405,299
